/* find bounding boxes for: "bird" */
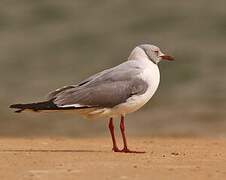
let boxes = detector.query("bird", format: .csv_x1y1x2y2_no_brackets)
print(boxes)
10,44,174,153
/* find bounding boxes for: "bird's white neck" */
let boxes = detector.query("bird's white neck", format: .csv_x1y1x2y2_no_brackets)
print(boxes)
127,47,150,62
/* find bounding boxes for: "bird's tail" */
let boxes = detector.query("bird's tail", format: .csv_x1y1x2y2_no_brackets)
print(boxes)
9,101,58,113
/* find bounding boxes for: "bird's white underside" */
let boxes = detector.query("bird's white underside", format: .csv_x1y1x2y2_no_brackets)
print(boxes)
60,58,160,119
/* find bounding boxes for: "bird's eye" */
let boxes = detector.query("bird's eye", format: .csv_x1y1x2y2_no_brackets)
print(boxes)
154,50,159,55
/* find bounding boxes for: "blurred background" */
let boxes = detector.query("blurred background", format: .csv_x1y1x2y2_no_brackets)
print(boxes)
1,0,226,137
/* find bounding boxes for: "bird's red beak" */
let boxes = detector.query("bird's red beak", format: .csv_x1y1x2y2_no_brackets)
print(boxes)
160,55,175,61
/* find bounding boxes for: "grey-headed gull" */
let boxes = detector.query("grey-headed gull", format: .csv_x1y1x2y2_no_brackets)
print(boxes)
10,44,174,153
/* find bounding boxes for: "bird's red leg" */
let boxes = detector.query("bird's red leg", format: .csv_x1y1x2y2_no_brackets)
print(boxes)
108,118,120,152
119,115,145,153
120,115,129,151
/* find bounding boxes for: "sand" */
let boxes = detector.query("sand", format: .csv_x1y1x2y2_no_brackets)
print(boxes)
0,137,226,180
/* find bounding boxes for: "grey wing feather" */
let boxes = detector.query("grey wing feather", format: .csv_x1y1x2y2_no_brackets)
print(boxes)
48,60,148,108
48,85,75,100
47,68,113,100
53,79,148,108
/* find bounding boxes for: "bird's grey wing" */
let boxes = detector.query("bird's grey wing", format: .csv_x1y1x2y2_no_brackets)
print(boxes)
47,60,141,100
47,68,114,100
47,85,75,100
53,78,148,108
76,60,145,88
48,60,148,107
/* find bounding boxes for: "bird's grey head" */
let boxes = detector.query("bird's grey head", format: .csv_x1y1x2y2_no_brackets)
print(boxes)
128,44,174,64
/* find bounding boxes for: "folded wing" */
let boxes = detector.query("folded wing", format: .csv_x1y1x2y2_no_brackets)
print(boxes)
49,61,149,108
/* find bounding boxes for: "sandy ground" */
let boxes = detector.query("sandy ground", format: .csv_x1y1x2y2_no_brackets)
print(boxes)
0,137,226,180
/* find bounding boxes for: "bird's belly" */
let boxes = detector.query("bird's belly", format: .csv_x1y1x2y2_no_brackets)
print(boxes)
112,86,158,115
77,88,156,120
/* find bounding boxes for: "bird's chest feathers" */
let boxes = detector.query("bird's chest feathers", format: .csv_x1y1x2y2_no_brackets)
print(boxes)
140,63,160,98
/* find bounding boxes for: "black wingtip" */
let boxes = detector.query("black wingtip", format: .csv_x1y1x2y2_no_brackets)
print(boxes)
9,104,24,113
9,101,98,113
9,104,14,108
10,104,20,108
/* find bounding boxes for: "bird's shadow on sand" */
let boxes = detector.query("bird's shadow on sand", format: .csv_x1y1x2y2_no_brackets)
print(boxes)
0,149,146,154
0,149,106,153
